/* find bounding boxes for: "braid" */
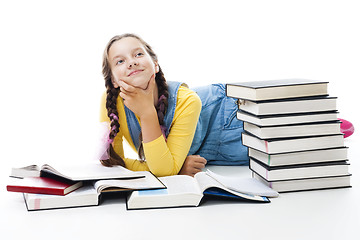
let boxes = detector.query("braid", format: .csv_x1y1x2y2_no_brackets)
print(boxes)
155,67,169,130
100,78,125,167
137,66,169,160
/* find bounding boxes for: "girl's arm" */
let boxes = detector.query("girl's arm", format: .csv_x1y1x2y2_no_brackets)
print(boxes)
142,86,202,176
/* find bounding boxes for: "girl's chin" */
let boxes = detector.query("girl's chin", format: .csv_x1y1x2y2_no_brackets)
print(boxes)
131,78,150,89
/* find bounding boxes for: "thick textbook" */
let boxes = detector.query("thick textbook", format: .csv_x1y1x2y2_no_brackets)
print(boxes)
10,162,144,181
249,147,348,167
242,132,344,154
7,177,83,196
243,121,341,139
237,110,339,127
22,171,166,211
126,170,278,210
226,79,328,101
23,184,99,211
253,173,352,193
249,158,350,181
238,96,337,116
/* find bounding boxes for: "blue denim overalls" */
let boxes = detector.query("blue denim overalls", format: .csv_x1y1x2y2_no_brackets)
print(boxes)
124,81,249,165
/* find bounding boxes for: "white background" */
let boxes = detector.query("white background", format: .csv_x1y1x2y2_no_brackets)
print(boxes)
0,1,359,239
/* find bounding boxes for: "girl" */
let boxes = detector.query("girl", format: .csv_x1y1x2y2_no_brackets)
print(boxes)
99,33,248,177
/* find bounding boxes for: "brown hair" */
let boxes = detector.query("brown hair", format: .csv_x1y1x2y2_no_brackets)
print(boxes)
101,33,169,167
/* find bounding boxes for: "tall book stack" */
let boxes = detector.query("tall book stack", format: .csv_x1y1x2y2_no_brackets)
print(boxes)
226,79,351,193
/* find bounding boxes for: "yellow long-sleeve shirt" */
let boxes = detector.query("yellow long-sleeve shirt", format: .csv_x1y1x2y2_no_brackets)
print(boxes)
99,85,201,177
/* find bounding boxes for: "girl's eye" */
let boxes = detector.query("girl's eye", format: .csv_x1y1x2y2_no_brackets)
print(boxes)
116,59,124,65
135,52,144,57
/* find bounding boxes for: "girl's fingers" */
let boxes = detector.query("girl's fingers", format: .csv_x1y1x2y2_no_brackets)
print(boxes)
119,80,136,93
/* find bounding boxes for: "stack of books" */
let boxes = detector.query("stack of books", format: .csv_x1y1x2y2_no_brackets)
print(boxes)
226,79,351,193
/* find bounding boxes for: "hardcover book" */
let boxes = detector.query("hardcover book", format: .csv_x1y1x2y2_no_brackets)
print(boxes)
10,162,144,181
126,170,278,210
242,132,344,154
238,96,337,116
7,177,83,196
249,158,350,181
226,79,328,101
248,147,348,166
237,110,339,127
253,173,351,193
243,121,341,139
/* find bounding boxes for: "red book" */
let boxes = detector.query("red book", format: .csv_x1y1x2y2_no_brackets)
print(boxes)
7,177,83,195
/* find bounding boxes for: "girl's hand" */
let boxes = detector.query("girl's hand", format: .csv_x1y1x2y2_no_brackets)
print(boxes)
119,74,156,118
179,155,207,177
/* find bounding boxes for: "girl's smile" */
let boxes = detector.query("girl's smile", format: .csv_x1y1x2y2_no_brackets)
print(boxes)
128,69,144,77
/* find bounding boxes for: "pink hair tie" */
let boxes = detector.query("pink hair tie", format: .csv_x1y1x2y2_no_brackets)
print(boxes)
160,125,167,141
109,113,119,121
158,94,166,103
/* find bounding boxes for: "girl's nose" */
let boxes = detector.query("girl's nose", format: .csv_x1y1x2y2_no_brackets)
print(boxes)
128,59,138,68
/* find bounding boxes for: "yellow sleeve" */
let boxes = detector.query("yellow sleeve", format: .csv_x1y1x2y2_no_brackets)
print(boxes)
142,86,201,176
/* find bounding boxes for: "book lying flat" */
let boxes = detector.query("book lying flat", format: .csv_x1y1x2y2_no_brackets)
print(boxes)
237,110,339,126
242,132,344,154
22,171,166,211
249,147,348,167
239,96,337,116
243,121,341,139
253,172,352,193
7,177,83,195
23,184,99,211
226,79,328,101
126,171,277,210
249,158,350,181
10,162,144,181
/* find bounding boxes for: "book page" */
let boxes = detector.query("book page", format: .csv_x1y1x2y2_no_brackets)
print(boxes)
206,170,279,197
159,175,201,195
195,172,269,202
10,165,41,178
94,171,165,193
41,162,143,181
194,172,226,193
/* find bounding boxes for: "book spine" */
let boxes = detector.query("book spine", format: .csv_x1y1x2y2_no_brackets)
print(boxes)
7,186,64,195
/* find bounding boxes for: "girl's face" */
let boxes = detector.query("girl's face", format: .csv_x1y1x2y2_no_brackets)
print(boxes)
108,37,159,89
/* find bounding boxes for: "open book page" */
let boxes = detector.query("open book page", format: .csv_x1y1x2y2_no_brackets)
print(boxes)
194,172,269,201
206,170,279,197
13,162,143,181
159,175,202,195
127,175,203,209
10,165,42,178
94,171,165,193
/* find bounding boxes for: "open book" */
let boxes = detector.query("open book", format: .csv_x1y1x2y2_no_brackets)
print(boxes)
22,171,165,211
10,162,144,181
127,170,278,210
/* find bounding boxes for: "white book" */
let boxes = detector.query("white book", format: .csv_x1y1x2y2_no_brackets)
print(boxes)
11,162,143,181
126,171,277,210
253,173,351,193
242,132,344,154
226,79,328,101
239,96,337,116
250,158,350,181
24,184,99,211
237,110,339,126
249,147,348,166
243,121,341,139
